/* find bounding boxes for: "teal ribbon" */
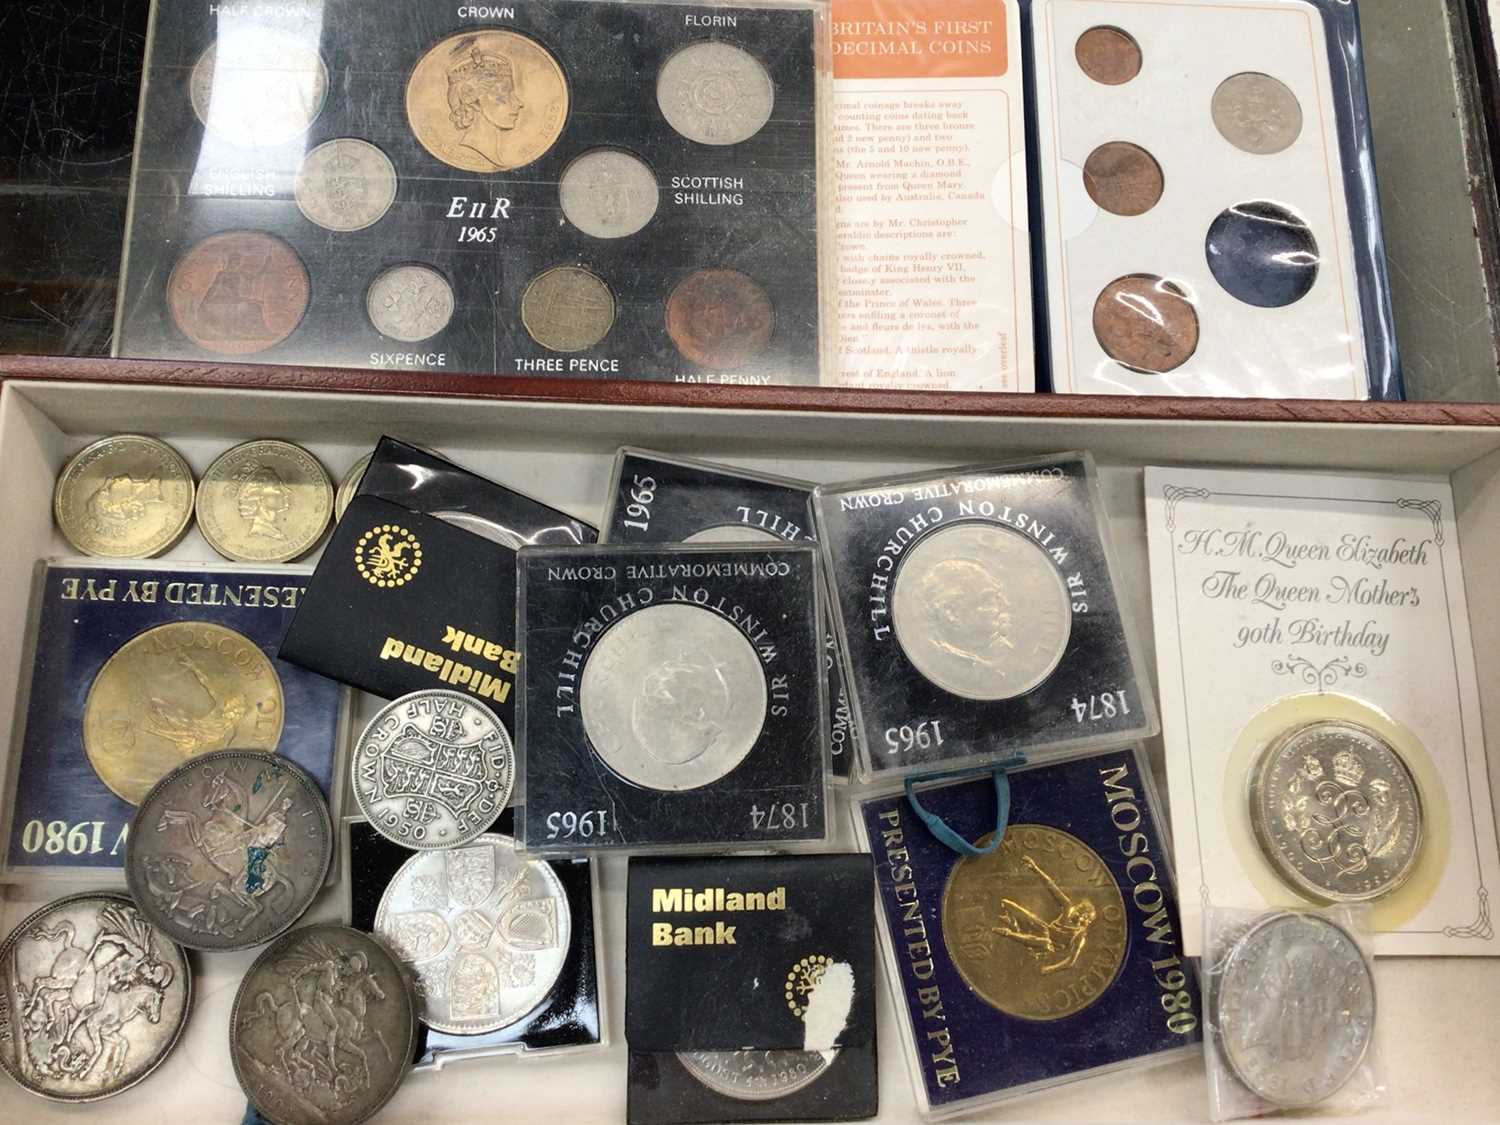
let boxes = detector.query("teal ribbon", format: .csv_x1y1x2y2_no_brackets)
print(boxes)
904,756,1027,857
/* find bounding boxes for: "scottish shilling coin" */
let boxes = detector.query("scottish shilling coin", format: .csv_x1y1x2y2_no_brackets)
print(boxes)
196,439,332,563
580,603,767,791
231,924,415,1125
657,42,775,146
167,232,310,356
406,30,569,173
677,1050,834,1101
558,148,660,239
1250,720,1423,902
1092,273,1200,374
665,268,775,370
0,893,190,1102
353,691,515,849
366,265,455,343
83,621,284,805
189,36,327,147
892,522,1071,701
53,435,195,558
294,139,398,232
1215,912,1374,1108
943,824,1127,1020
374,833,570,1034
520,266,615,353
126,750,332,952
1212,72,1303,155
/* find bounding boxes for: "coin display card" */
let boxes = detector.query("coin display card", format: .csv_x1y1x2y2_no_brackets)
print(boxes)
1144,464,1500,957
517,543,828,854
113,0,829,384
624,853,877,1123
343,811,604,1067
852,749,1200,1119
1032,0,1400,399
599,447,857,781
1,560,346,880
813,453,1156,781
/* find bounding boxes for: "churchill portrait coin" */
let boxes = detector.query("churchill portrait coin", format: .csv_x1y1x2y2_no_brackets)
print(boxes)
1093,273,1200,374
295,139,398,232
0,892,191,1102
520,266,615,353
167,232,310,356
892,522,1071,701
558,148,660,239
190,35,327,147
1212,72,1303,155
677,1050,834,1101
83,621,284,805
196,439,332,563
657,41,774,146
126,750,332,952
366,265,455,343
1215,912,1374,1108
53,435,195,559
665,268,774,370
353,691,515,849
1250,720,1423,903
374,833,570,1035
580,603,767,791
231,924,415,1125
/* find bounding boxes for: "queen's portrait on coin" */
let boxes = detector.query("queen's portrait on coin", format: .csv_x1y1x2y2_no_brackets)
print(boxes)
447,47,525,169
633,654,733,765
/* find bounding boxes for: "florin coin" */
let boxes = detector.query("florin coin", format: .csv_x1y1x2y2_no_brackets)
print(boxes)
432,510,526,549
558,148,660,239
0,892,191,1102
580,603,767,791
1082,141,1164,216
352,691,515,849
665,268,775,370
1092,273,1200,373
520,266,615,353
231,924,415,1125
190,35,327,147
1215,912,1375,1108
1249,720,1423,902
125,750,332,952
366,265,455,343
943,824,1127,1020
335,453,374,523
374,833,570,1035
53,435,195,558
167,232,310,356
406,30,569,173
82,621,284,806
1074,26,1141,85
294,139,398,232
677,1050,834,1101
657,41,774,146
1212,72,1303,155
682,526,783,545
892,522,1071,701
196,439,332,563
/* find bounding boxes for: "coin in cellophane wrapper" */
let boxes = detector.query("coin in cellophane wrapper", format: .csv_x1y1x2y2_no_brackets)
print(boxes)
295,138,398,232
195,440,332,563
53,435,195,559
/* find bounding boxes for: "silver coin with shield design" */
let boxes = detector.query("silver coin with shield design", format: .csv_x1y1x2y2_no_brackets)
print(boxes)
677,1049,834,1101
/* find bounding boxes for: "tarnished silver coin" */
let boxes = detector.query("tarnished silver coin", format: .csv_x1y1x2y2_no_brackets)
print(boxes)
558,148,660,239
335,452,374,523
189,35,328,148
657,41,775,146
1250,720,1423,902
374,833,570,1035
353,691,516,850
1215,912,1374,1108
125,750,333,952
295,139,398,232
366,264,455,342
231,924,415,1125
682,526,783,545
580,603,767,791
892,522,1071,701
1212,72,1303,155
677,1049,835,1101
0,893,190,1102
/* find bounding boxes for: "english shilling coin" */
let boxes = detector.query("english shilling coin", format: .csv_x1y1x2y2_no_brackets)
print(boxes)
53,435,195,558
677,1049,834,1101
0,892,191,1102
196,439,333,563
657,41,774,146
294,138,398,232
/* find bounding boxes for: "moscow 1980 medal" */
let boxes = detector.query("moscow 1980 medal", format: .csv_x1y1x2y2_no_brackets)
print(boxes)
677,1049,833,1101
0,893,190,1102
374,833,570,1034
353,691,516,849
53,435,195,559
196,440,333,563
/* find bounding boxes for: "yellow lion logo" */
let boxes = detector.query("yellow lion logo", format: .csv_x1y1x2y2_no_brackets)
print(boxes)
355,524,423,588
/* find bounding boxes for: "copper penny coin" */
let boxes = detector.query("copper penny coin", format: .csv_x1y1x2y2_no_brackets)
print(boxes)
167,232,310,356
665,269,774,370
1075,27,1141,85
1083,142,1163,216
1092,274,1199,373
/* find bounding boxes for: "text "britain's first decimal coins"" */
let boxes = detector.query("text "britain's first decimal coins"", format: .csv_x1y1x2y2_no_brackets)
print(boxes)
125,750,333,952
353,690,516,849
677,1050,834,1102
0,893,191,1102
53,435,195,559
375,833,571,1034
196,439,333,563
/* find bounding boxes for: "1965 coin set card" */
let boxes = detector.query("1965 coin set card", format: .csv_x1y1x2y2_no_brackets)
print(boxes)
114,0,828,384
1031,0,1400,400
599,447,858,781
813,453,1156,781
852,749,1200,1118
1,561,346,880
517,543,828,855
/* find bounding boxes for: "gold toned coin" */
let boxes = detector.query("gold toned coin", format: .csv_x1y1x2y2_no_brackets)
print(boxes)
521,266,615,352
83,622,284,805
53,435,195,558
406,30,568,173
942,823,1126,1020
196,440,333,563
1093,273,1199,373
